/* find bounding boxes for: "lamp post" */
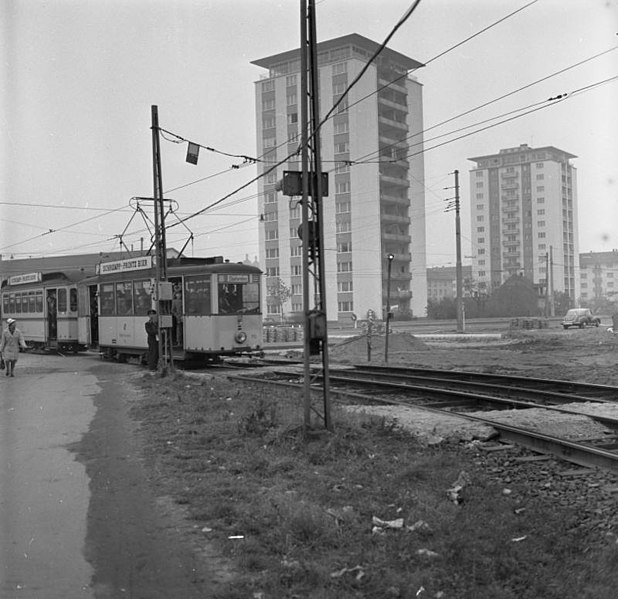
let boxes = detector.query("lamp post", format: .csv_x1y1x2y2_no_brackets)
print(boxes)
385,253,394,363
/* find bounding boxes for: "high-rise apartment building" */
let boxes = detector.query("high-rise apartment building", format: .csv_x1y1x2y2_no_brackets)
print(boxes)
251,34,427,322
579,250,618,303
468,144,579,300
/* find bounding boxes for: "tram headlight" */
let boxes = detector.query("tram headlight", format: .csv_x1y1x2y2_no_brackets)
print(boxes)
234,331,247,344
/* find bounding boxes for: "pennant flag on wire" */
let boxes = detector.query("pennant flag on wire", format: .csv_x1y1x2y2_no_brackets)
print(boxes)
186,142,200,165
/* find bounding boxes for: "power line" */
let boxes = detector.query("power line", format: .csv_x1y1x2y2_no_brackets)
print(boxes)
352,45,618,165
162,0,532,203
395,74,618,163
316,0,423,130
159,127,261,166
330,0,542,137
0,206,128,252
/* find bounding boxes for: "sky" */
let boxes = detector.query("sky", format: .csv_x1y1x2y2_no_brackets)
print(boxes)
1,0,617,269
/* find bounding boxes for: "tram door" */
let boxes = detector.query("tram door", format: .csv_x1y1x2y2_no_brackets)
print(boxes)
89,285,99,346
47,289,58,344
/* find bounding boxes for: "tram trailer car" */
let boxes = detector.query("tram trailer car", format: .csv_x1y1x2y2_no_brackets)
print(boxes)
77,256,263,363
0,271,86,352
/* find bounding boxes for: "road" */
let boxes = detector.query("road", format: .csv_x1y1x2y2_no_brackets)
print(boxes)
0,353,215,599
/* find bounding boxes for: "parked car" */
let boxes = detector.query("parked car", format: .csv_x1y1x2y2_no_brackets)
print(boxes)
561,308,601,329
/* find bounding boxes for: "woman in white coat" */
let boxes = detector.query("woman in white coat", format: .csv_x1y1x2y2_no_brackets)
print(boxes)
0,318,28,377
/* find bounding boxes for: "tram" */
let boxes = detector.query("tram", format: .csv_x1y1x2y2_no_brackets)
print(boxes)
77,255,263,362
0,271,86,352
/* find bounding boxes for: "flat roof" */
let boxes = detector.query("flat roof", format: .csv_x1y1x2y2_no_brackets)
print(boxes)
468,145,577,163
251,33,424,71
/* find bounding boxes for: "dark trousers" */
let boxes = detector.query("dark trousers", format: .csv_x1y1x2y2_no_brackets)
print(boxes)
147,337,158,370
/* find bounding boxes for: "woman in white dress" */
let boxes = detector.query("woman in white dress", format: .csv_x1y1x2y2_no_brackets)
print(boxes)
0,318,28,377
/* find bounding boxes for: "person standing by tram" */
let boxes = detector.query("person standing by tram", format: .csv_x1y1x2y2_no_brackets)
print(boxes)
1,318,28,377
145,309,159,371
171,289,183,346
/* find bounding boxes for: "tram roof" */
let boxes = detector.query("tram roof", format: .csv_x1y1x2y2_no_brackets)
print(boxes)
78,260,262,284
1,270,87,290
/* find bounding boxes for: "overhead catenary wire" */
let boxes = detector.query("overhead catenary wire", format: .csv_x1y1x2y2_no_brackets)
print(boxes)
351,44,618,165
155,0,533,205
3,3,609,259
0,0,550,253
159,127,262,165
5,70,614,258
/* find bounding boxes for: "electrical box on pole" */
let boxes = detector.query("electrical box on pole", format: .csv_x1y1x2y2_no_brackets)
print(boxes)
278,170,329,197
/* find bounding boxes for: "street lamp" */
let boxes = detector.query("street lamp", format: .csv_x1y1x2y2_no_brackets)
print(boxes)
385,253,394,363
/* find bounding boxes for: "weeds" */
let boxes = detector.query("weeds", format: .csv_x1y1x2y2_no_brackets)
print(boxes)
133,373,618,598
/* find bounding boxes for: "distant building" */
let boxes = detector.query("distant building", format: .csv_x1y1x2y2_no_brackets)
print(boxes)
579,250,618,303
426,265,473,300
251,33,427,321
468,144,579,301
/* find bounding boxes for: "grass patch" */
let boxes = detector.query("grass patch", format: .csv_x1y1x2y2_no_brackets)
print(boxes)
133,373,618,598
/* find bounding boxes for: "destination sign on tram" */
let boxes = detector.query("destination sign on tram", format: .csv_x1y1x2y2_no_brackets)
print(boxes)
8,272,42,285
97,256,153,275
218,274,250,283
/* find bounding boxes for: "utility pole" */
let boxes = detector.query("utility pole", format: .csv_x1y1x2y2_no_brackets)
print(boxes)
446,171,464,332
549,245,555,317
299,0,332,431
454,170,464,333
544,252,550,317
151,105,174,375
384,253,394,363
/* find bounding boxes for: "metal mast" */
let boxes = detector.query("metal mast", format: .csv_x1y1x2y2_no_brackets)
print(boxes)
151,105,173,374
300,0,332,431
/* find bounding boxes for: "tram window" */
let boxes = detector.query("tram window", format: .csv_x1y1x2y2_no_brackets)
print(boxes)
2,295,8,315
35,291,43,313
184,276,211,316
218,284,243,314
15,292,21,313
115,281,133,316
58,288,67,313
70,288,78,312
243,282,260,313
21,293,29,314
9,294,15,313
133,280,152,315
28,292,36,313
100,284,115,316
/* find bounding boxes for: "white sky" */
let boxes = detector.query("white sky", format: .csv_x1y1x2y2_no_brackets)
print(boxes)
1,0,617,267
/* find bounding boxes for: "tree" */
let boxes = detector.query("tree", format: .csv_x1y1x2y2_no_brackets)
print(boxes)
486,274,539,317
266,277,292,321
426,297,457,319
552,291,572,316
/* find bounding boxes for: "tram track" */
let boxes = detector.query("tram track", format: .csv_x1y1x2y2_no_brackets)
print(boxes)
230,364,618,472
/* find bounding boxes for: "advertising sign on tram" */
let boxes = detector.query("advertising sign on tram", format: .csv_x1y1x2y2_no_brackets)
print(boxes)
96,255,153,275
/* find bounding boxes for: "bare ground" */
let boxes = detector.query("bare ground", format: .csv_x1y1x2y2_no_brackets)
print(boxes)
328,327,618,386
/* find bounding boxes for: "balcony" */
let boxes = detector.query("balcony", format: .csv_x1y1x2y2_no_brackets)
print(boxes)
378,77,407,93
378,95,408,112
383,251,412,262
384,289,412,301
501,171,518,179
378,115,408,131
380,174,410,188
381,213,411,225
390,271,413,282
501,182,519,190
380,193,409,206
382,232,411,243
379,135,409,149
